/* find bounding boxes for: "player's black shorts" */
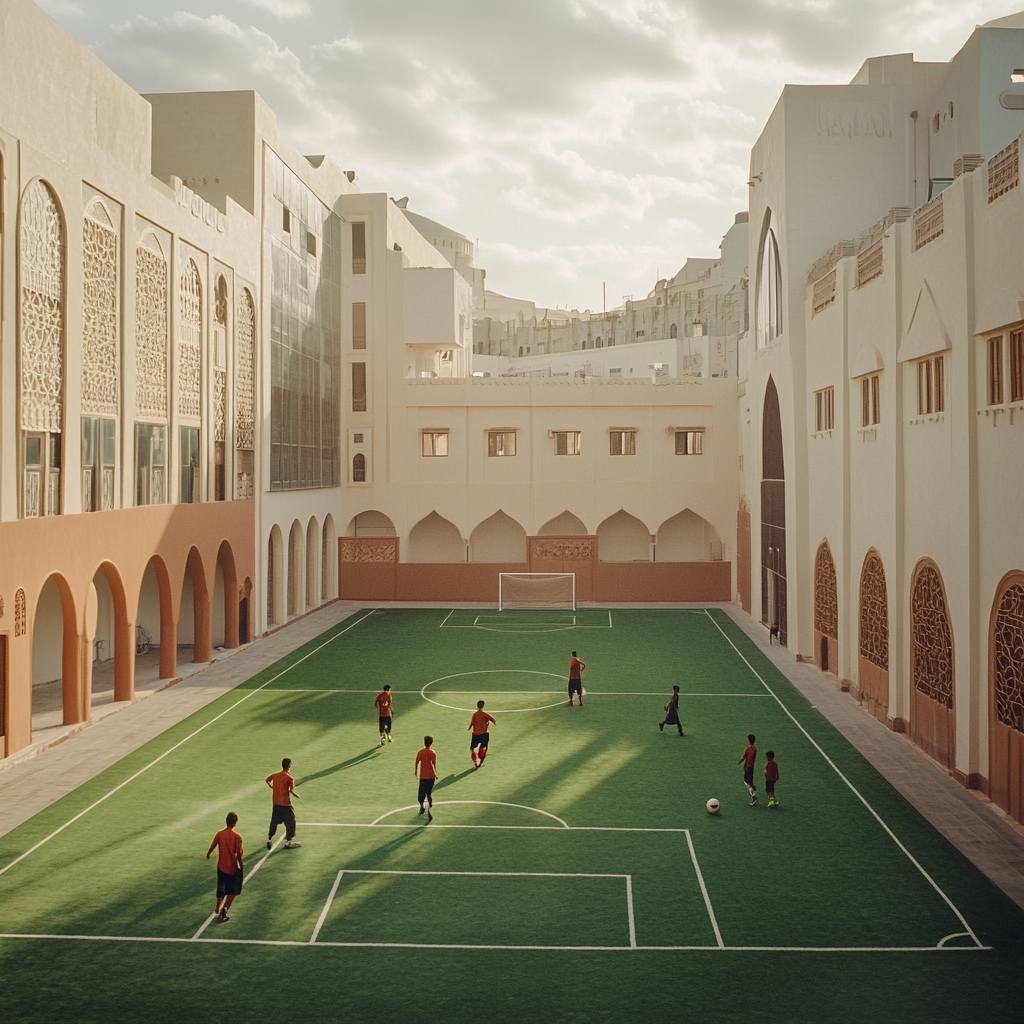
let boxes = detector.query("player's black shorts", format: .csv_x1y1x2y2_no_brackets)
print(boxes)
765,780,776,795
743,766,755,787
470,732,489,750
418,778,435,802
217,869,243,897
663,709,680,725
379,715,392,732
568,680,583,694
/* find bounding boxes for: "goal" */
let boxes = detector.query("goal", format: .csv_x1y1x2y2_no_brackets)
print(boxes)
498,573,576,611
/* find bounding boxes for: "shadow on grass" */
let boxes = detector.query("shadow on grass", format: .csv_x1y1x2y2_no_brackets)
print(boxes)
296,748,382,785
434,769,476,792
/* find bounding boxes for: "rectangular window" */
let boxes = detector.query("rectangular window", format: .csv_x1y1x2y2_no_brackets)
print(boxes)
352,302,367,349
352,222,366,274
282,206,291,233
814,387,835,432
553,431,581,456
306,231,317,257
179,427,200,504
1011,329,1024,403
989,336,1004,405
23,431,61,517
861,375,880,426
352,362,367,412
917,356,945,414
487,431,516,457
674,429,704,455
422,431,449,457
609,430,636,456
81,417,115,512
135,423,166,506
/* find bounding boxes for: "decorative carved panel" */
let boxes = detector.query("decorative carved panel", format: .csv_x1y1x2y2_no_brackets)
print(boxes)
14,589,26,637
20,180,64,432
341,538,398,563
530,538,594,561
81,214,118,416
178,260,202,418
135,244,168,418
994,582,1024,732
911,564,954,708
235,290,255,450
814,542,838,639
859,553,889,670
214,370,226,443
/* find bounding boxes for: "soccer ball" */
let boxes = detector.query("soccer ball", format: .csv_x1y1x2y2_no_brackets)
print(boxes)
706,798,720,814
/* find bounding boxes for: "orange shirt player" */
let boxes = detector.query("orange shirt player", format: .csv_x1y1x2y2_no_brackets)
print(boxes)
206,811,244,923
266,757,302,850
415,736,438,821
567,651,586,706
468,700,497,768
375,685,394,745
737,734,759,806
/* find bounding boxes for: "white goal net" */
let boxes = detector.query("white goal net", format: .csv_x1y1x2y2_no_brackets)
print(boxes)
498,573,576,611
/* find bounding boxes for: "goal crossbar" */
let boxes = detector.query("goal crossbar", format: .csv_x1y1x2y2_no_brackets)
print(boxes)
498,573,576,611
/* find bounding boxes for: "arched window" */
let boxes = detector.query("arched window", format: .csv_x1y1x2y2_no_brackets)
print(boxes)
756,210,782,348
352,453,366,482
670,323,678,339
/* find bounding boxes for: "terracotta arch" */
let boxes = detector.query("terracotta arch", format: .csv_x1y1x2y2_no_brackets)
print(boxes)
813,540,838,674
182,546,212,663
988,570,1024,824
92,561,134,702
857,549,890,723
217,540,240,650
31,573,81,726
909,558,955,771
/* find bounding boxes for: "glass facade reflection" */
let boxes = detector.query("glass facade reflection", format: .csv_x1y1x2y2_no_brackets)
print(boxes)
267,150,341,490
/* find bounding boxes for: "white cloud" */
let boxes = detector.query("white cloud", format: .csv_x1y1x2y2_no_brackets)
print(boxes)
240,0,311,17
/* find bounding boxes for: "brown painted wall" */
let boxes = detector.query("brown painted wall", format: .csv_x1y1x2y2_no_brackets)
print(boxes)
398,563,529,602
856,657,889,724
0,500,254,757
594,561,731,602
339,538,400,601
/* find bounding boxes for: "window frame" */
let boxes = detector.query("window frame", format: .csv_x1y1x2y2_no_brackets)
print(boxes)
1010,329,1024,403
421,430,450,457
674,429,704,455
860,374,881,427
553,430,581,456
814,386,835,432
608,429,637,456
989,335,1004,406
487,430,516,457
916,355,945,415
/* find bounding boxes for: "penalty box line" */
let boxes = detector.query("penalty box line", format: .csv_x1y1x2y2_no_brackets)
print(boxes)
703,609,984,949
0,609,377,881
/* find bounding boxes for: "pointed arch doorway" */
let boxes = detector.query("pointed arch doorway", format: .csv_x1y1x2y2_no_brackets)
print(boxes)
761,377,787,645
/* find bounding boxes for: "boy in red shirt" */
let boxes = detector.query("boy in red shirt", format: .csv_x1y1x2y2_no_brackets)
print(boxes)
415,736,437,821
206,811,243,922
567,651,585,706
468,700,497,767
266,757,302,849
374,685,394,745
765,750,780,807
737,733,758,806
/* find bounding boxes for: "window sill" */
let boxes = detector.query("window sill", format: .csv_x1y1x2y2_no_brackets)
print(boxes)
811,429,834,439
857,427,878,441
909,413,945,424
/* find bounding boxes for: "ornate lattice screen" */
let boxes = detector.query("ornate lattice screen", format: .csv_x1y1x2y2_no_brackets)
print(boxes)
814,542,838,639
81,203,118,416
178,260,202,418
136,239,168,419
911,564,954,708
235,289,255,450
859,552,889,670
994,582,1024,732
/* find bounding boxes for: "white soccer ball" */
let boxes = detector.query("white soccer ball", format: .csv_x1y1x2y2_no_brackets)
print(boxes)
706,798,720,814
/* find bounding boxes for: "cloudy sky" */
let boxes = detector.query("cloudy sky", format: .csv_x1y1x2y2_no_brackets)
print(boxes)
41,0,1020,310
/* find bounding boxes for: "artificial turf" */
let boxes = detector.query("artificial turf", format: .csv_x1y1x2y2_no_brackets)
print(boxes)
0,607,1022,1023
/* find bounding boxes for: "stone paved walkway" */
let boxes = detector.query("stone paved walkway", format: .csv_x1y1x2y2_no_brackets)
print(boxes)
2,600,1022,913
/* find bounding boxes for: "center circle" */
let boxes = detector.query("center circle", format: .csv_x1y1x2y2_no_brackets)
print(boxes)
420,670,574,713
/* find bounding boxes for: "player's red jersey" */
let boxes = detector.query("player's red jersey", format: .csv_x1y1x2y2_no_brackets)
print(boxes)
742,744,757,769
266,770,295,806
374,690,393,715
415,747,437,779
569,656,584,680
764,759,779,782
208,828,243,874
469,710,495,734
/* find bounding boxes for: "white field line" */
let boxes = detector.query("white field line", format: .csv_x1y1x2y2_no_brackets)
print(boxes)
369,801,570,828
0,610,376,880
439,609,456,628
625,875,636,948
301,822,692,832
586,692,770,697
685,830,723,949
704,609,983,949
256,689,771,696
334,869,628,878
310,871,344,944
0,933,992,952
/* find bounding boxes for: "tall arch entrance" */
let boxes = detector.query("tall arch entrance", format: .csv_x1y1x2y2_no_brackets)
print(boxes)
990,573,1024,824
910,559,955,770
814,541,837,674
858,550,890,723
761,377,787,644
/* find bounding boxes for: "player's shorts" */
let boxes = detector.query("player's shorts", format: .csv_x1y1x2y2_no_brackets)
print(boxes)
765,780,776,795
470,732,489,750
379,715,392,732
418,778,435,802
568,680,583,694
269,804,297,840
217,869,243,897
743,766,755,787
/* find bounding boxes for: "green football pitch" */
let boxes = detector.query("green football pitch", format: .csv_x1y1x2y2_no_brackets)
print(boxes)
1,607,1022,1023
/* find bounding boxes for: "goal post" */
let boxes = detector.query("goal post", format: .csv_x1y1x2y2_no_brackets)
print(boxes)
498,573,576,611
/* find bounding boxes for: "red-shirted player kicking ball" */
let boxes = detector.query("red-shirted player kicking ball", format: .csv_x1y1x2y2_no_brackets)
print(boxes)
469,700,496,768
415,736,437,821
737,734,758,806
567,651,585,706
206,812,244,923
266,757,303,849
